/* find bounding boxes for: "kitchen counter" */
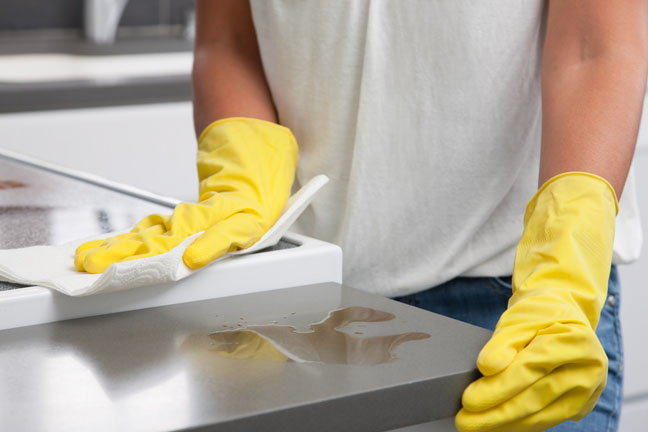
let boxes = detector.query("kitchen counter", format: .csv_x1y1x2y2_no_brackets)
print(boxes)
0,151,486,429
0,282,491,432
0,36,191,113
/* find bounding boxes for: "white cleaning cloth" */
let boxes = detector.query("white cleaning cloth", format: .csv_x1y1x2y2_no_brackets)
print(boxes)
0,175,328,297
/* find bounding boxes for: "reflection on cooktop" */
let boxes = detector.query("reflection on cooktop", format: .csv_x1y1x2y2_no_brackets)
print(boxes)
0,156,173,249
0,180,27,190
0,205,155,249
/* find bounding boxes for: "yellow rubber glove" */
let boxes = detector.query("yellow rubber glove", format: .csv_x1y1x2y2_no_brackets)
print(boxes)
456,172,618,432
75,117,298,273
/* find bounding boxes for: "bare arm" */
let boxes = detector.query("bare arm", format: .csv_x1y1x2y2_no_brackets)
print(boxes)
192,0,277,136
540,0,648,197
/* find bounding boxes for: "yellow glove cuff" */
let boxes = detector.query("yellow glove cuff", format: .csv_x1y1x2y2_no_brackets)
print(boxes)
515,171,618,330
197,117,296,145
526,171,619,219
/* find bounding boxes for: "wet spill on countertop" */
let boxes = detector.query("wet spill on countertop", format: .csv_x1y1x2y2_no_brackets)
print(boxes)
185,307,431,366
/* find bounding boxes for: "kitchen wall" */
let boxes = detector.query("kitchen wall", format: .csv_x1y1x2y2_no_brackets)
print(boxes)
0,0,194,33
617,108,648,431
0,103,198,201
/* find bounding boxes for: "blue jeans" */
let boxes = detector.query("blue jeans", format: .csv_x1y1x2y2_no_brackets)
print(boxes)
394,266,623,432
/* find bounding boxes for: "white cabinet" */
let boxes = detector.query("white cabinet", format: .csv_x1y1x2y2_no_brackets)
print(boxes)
618,99,648,429
619,149,648,400
0,102,197,202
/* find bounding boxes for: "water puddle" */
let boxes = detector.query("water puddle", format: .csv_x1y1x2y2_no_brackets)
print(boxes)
187,306,430,366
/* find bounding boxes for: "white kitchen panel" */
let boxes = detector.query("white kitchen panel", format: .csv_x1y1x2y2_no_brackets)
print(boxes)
619,399,648,432
619,146,648,432
619,149,648,400
0,102,198,202
0,52,192,83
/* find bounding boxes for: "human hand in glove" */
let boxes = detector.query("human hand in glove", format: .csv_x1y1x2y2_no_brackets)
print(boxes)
75,117,298,273
455,172,618,432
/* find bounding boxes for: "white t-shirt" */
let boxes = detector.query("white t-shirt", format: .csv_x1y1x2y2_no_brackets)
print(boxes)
250,0,642,297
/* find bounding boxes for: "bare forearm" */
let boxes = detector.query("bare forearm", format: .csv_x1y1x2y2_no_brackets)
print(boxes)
540,0,648,197
192,0,277,136
541,55,647,196
192,46,277,134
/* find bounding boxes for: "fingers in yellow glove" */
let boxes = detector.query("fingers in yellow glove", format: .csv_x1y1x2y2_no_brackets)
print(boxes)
74,239,105,271
475,298,594,378
183,211,264,269
74,233,144,273
457,375,605,432
130,213,171,232
77,199,234,272
462,323,607,412
74,213,171,272
75,225,168,273
77,236,146,273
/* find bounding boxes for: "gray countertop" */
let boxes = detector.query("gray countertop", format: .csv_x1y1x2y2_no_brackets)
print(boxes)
0,76,190,113
0,283,491,432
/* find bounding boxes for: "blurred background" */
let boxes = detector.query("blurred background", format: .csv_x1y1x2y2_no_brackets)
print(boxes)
1,0,195,42
0,2,646,430
0,0,197,202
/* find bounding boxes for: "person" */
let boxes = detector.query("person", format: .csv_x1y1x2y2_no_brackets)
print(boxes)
74,1,648,430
